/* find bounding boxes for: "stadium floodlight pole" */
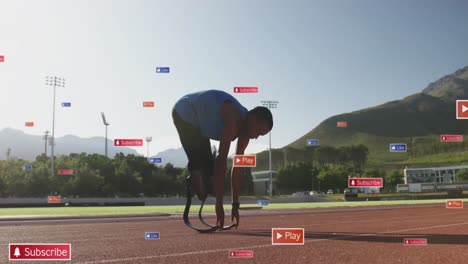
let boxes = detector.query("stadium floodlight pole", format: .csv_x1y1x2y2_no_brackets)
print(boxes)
43,130,49,157
46,76,65,177
261,100,278,196
101,112,110,157
6,147,11,160
283,148,287,167
146,137,152,158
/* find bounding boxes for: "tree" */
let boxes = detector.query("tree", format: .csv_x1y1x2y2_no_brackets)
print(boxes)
349,145,369,170
174,168,189,197
163,163,184,196
363,168,386,178
384,170,404,192
317,165,350,192
66,165,104,197
337,146,351,165
0,176,6,197
35,153,48,163
225,167,255,196
304,146,318,166
277,162,318,193
25,163,50,196
153,167,170,197
113,158,140,197
1,160,28,197
315,146,338,167
241,167,254,195
456,169,468,183
48,154,79,195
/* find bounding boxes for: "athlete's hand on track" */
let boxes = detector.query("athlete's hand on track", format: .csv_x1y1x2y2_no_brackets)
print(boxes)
215,202,224,229
231,202,240,228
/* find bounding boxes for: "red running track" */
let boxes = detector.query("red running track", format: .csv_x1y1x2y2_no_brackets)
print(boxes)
1,204,468,264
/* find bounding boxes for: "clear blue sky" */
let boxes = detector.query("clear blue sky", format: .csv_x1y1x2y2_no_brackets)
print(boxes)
0,0,467,156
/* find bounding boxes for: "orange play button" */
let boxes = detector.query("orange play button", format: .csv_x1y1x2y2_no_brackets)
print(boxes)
446,200,463,209
272,228,304,245
143,101,155,107
47,196,61,203
233,155,256,167
337,121,347,128
456,100,468,119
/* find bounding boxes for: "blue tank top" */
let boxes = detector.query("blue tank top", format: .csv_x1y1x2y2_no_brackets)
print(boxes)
173,90,248,140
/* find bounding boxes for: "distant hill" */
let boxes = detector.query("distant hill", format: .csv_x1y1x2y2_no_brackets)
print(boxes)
151,148,187,168
154,66,468,171
423,66,468,103
0,127,139,160
280,65,468,168
151,146,241,169
6,65,468,169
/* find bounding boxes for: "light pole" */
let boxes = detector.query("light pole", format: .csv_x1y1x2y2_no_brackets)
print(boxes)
261,100,278,196
283,148,287,167
43,130,49,157
101,112,109,157
46,76,65,177
146,137,152,158
6,147,11,160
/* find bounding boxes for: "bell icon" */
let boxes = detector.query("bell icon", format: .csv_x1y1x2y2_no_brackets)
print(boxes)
14,247,20,257
351,180,355,186
116,140,120,145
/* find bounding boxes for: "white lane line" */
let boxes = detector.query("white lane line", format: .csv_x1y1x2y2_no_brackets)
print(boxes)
75,220,468,264
378,221,468,234
236,210,467,235
1,210,465,246
75,235,348,264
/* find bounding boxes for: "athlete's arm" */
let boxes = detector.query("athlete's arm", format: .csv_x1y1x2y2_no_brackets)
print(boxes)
230,133,249,226
214,102,240,227
232,134,249,204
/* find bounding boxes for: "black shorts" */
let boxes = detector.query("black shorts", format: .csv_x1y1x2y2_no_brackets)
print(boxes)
172,109,214,180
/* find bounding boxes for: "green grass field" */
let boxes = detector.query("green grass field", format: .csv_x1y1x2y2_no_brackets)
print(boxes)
395,151,468,165
1,199,466,217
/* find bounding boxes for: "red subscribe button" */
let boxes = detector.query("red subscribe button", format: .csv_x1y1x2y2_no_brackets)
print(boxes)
9,243,71,261
114,139,143,146
233,86,258,93
403,238,427,246
228,250,254,258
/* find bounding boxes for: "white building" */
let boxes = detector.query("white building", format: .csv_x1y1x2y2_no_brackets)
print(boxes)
251,170,278,195
403,165,468,184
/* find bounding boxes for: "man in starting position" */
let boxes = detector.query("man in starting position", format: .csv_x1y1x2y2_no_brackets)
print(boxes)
172,90,273,229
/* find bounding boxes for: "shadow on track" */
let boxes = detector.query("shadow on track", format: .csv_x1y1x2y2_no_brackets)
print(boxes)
213,229,468,245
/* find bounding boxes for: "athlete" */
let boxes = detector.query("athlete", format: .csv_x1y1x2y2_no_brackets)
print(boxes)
172,90,273,229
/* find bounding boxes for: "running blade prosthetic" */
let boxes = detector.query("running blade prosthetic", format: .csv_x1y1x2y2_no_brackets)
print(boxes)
183,175,236,232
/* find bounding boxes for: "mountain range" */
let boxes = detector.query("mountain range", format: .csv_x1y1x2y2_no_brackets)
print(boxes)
0,127,191,167
2,65,468,170
0,128,139,160
285,65,468,167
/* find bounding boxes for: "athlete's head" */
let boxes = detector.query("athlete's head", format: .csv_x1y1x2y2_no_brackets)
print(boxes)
247,106,273,139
